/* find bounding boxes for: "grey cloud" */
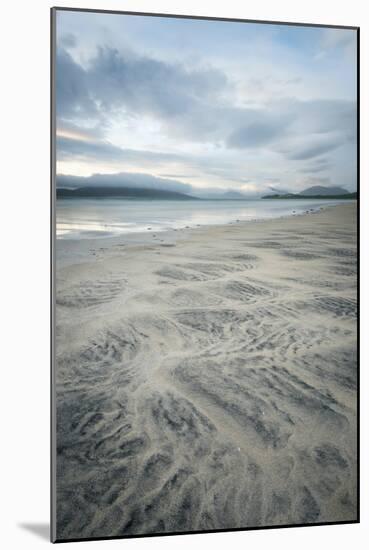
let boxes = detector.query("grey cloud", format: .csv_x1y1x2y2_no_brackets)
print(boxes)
57,171,264,198
265,99,357,163
56,135,237,183
241,76,302,98
285,138,342,160
320,28,356,51
56,49,97,120
302,176,331,186
57,121,105,140
89,46,228,118
159,174,198,179
56,45,228,123
284,77,302,85
179,98,355,155
269,185,290,194
56,136,265,193
56,171,193,194
227,117,290,149
300,165,328,173
55,42,356,197
57,136,128,161
299,158,331,174
56,135,185,166
56,45,356,162
227,99,356,158
164,102,292,148
59,33,77,49
289,99,357,138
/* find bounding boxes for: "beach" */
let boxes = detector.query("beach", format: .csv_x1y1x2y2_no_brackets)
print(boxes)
55,202,357,539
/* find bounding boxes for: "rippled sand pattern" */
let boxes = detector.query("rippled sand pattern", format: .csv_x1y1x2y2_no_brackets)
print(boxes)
55,204,357,539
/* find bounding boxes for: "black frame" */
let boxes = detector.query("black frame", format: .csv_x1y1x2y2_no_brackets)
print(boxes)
50,6,360,543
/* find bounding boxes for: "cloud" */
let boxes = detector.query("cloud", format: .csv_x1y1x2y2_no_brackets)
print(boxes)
56,49,96,120
57,121,105,141
315,28,357,60
159,173,198,179
56,135,186,166
321,28,356,49
166,97,356,156
55,18,357,194
59,33,77,49
289,99,356,138
56,171,193,194
283,136,343,160
270,98,356,162
56,45,356,157
227,115,291,148
299,158,331,174
56,45,228,124
301,176,331,186
269,185,290,194
92,46,228,116
57,136,123,160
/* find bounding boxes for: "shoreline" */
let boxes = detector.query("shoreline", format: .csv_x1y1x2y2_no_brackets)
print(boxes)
55,198,356,243
55,202,354,269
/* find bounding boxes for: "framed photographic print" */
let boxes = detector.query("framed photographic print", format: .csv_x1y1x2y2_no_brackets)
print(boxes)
51,6,359,543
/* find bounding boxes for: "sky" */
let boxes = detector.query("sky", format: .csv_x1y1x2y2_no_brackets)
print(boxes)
55,10,357,196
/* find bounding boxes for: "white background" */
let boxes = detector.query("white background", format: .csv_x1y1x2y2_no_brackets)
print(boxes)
1,0,367,548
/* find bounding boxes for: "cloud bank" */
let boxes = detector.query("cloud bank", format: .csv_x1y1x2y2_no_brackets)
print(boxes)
55,12,357,194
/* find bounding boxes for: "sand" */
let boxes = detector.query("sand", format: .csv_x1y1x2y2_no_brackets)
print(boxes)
54,203,357,540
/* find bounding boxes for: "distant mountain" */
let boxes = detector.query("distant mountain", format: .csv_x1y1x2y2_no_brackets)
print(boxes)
57,186,197,200
262,192,356,200
190,189,259,200
299,185,350,196
262,193,297,199
56,172,193,195
269,186,291,195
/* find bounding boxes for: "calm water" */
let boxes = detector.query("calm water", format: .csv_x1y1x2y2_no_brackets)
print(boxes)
56,198,349,239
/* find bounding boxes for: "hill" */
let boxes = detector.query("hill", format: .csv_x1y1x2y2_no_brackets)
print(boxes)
262,192,356,200
57,186,197,200
299,185,350,196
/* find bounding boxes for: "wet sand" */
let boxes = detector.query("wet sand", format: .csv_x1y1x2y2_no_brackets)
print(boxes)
55,203,357,540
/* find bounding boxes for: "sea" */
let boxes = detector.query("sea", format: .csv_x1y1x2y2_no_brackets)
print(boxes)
56,198,351,240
